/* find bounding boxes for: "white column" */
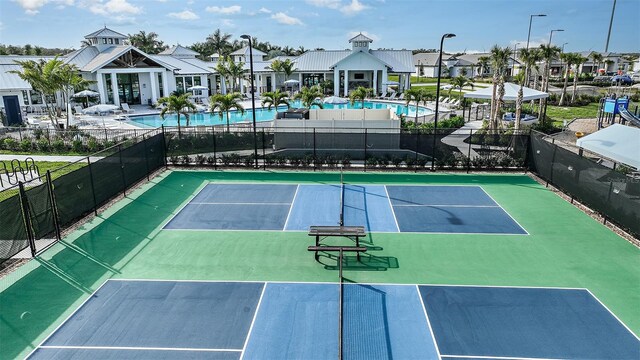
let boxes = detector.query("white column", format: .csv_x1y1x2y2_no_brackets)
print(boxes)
372,70,378,95
333,71,340,96
298,73,302,90
110,73,119,106
97,74,106,103
382,68,388,93
271,75,276,92
343,69,348,96
405,73,410,90
149,71,158,104
162,72,169,97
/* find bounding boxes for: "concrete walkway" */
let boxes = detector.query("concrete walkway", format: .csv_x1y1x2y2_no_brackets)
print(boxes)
0,154,102,162
440,120,484,157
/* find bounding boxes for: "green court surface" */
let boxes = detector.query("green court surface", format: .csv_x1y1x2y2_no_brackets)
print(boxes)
1,170,639,359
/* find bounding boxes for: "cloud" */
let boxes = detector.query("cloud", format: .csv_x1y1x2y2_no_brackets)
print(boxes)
348,30,379,42
510,38,545,49
168,10,199,20
271,12,303,25
87,0,142,16
221,19,235,27
341,0,368,15
13,0,50,14
258,7,271,13
205,5,241,14
306,0,340,9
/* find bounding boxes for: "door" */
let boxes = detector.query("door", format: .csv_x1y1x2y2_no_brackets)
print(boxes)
2,96,23,126
117,74,141,104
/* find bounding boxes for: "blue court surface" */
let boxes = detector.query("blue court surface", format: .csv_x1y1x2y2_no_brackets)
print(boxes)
164,183,527,234
28,280,638,360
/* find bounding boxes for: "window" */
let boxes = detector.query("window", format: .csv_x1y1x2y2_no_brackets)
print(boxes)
354,42,359,47
158,73,164,97
108,38,113,44
176,77,184,92
29,90,43,104
194,77,202,86
115,39,120,45
102,38,107,44
22,90,29,105
185,76,193,90
354,73,365,80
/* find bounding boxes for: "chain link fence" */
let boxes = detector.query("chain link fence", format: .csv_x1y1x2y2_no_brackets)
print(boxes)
0,130,165,265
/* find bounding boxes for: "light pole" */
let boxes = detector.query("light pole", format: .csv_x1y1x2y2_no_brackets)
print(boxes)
432,33,456,171
561,42,568,77
240,34,258,169
605,0,617,52
548,29,564,46
526,14,546,50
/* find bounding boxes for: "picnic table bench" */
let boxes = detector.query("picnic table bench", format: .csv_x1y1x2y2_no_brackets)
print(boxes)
308,226,367,261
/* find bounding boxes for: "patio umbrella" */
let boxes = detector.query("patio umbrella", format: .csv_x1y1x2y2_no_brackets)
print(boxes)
83,104,119,115
73,90,99,106
382,81,400,86
323,96,349,104
283,79,300,85
187,85,208,91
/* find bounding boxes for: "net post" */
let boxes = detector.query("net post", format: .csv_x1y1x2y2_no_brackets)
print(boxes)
161,125,168,169
547,139,557,188
262,129,266,170
338,247,343,360
45,170,62,241
313,128,317,172
467,129,473,173
213,127,217,169
118,144,127,196
363,129,368,172
142,134,150,181
18,181,36,258
86,157,98,216
414,129,419,173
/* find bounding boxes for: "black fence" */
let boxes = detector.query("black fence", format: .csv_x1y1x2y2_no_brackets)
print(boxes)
0,130,165,265
528,131,640,238
164,126,530,171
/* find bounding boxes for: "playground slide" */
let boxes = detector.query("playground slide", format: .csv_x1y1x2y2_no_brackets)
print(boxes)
618,106,640,127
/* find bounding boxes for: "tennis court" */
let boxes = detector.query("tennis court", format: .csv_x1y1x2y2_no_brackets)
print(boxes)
165,183,527,234
2,171,639,360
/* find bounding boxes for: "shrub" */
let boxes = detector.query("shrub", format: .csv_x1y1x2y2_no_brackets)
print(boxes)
341,156,351,168
195,155,206,165
206,156,216,165
87,138,100,153
391,157,403,168
416,157,428,168
3,138,18,151
289,156,301,167
243,156,254,167
71,139,84,153
276,156,287,167
365,157,378,168
19,139,33,152
169,155,180,164
220,154,233,166
52,139,65,152
36,139,50,152
181,154,191,164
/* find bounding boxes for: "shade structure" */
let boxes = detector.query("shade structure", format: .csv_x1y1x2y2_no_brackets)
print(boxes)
464,82,548,101
73,90,99,97
187,85,208,91
576,124,640,170
283,79,300,85
83,104,119,114
323,96,349,104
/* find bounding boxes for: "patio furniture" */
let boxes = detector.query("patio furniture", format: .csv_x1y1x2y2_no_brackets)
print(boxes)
121,103,134,114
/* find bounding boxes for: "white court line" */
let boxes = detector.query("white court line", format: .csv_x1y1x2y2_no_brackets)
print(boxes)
393,204,500,208
160,182,209,229
384,185,401,232
37,346,241,352
190,202,292,205
478,186,530,236
282,184,300,231
585,289,640,341
440,355,561,360
239,282,268,360
415,285,442,360
25,279,112,359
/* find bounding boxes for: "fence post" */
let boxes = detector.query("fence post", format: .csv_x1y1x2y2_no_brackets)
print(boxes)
45,170,62,241
262,129,266,170
18,181,36,257
363,129,368,172
547,139,557,188
118,144,127,196
414,130,419,173
313,128,317,172
431,128,436,171
161,126,168,169
18,127,22,142
47,128,51,146
142,134,150,181
467,129,472,173
86,157,98,216
213,127,217,170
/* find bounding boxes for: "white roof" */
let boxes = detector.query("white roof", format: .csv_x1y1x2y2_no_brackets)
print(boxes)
464,82,548,101
230,46,267,57
159,45,200,57
0,64,32,90
149,55,213,74
63,46,100,68
349,33,373,43
81,45,174,72
84,27,127,39
293,49,413,73
576,124,640,170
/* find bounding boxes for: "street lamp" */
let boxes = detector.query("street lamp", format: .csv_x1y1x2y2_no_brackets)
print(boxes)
432,33,456,170
526,14,546,50
548,29,564,46
240,34,258,169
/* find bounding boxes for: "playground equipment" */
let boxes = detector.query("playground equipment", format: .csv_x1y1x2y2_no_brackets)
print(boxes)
0,158,41,190
597,96,640,129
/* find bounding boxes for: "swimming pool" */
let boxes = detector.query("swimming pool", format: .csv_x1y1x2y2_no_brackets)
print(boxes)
128,100,433,128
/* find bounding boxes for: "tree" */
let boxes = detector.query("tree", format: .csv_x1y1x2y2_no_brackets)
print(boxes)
10,57,64,126
477,56,490,78
349,86,372,109
318,79,333,95
559,52,577,106
571,54,587,103
158,94,196,136
189,42,213,60
590,52,604,75
215,56,231,94
268,58,297,91
404,88,431,124
449,75,473,99
538,44,561,125
293,86,324,109
210,93,245,131
261,90,290,110
519,48,542,88
226,59,246,93
56,64,95,128
489,45,511,129
128,31,167,54
206,29,232,56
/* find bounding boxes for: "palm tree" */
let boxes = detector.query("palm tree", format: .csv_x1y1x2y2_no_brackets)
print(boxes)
267,59,284,91
210,93,245,131
206,29,232,56
10,57,64,126
349,86,372,109
261,90,290,110
489,45,511,129
128,31,167,54
294,86,324,109
571,54,587,103
215,56,231,94
56,64,95,128
158,94,196,136
590,52,604,75
538,44,561,125
558,52,576,106
514,48,541,129
450,75,473,99
477,56,490,78
268,59,297,92
226,59,246,93
404,87,428,124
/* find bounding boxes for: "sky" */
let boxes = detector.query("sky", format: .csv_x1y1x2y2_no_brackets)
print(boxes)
0,0,639,53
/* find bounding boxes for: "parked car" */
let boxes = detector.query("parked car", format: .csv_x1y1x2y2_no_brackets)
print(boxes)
631,73,640,82
593,75,612,83
611,75,633,85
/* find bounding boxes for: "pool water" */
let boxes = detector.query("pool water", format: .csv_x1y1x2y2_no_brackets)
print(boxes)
128,100,432,128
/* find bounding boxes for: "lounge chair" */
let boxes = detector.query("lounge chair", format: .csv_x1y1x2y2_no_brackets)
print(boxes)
387,92,398,101
378,91,387,99
121,103,134,114
397,93,405,101
439,96,445,102
74,105,84,115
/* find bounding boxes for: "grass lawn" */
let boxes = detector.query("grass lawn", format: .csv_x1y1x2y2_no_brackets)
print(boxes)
544,102,600,125
388,75,451,84
0,161,86,201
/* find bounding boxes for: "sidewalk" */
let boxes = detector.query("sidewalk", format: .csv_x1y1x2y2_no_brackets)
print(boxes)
0,154,102,162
